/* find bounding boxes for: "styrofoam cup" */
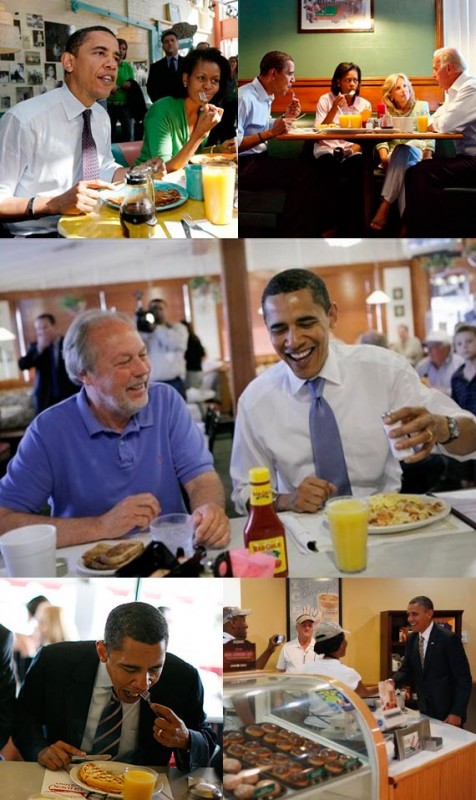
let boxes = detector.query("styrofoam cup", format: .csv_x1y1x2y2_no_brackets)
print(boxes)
0,524,57,577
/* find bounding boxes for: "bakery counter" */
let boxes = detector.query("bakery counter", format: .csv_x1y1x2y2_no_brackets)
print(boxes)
388,719,476,800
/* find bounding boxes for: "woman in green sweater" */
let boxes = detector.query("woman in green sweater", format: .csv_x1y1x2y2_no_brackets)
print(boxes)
136,47,232,172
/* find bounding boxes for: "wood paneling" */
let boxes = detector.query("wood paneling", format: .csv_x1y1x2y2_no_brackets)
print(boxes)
388,742,476,800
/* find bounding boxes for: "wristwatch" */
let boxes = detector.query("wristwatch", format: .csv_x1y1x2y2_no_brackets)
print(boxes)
440,416,460,444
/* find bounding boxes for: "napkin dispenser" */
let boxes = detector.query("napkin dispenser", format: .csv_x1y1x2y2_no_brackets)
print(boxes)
115,541,206,577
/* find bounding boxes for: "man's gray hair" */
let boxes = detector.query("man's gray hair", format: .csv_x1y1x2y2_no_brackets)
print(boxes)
434,46,467,72
63,309,136,385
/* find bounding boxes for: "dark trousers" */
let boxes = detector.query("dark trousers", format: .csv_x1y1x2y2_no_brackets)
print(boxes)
107,103,134,142
162,377,187,400
239,153,337,237
405,155,476,235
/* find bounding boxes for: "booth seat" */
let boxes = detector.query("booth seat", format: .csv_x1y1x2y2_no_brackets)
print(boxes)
111,140,143,167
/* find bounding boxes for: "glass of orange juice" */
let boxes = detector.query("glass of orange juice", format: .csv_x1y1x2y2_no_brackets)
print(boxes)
339,114,350,128
416,115,429,132
351,113,362,128
361,108,372,123
202,163,236,225
326,497,368,573
123,768,158,800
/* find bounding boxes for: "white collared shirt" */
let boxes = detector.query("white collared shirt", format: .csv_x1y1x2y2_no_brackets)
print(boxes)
313,92,372,157
419,622,434,661
238,77,274,154
276,638,322,672
302,658,361,691
81,661,141,759
231,341,475,514
431,71,476,155
0,83,120,235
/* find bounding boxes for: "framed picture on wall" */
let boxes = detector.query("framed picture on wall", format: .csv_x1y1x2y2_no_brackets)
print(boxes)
286,579,341,641
166,3,181,23
298,0,374,33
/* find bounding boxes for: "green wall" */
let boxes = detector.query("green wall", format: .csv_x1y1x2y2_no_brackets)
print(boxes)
239,0,436,79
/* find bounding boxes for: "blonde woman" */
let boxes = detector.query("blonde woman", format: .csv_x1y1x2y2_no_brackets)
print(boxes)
370,73,434,231
35,604,78,645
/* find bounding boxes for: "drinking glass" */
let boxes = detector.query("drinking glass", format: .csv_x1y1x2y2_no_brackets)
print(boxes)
326,496,368,573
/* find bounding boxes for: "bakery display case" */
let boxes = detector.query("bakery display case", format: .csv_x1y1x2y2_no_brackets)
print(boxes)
223,671,388,800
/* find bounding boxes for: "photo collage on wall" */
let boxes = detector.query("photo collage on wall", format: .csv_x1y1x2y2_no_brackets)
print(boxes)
0,14,73,110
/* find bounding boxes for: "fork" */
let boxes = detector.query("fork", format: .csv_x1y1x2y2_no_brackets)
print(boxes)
182,212,219,239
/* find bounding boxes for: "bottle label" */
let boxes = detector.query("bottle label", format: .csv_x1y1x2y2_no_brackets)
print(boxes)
248,535,288,574
249,484,273,506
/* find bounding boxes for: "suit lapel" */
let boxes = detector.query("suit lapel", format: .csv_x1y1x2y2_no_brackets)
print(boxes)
64,644,99,747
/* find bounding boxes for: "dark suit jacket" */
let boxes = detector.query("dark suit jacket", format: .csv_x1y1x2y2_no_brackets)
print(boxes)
0,624,16,750
393,624,472,722
146,56,184,103
18,337,79,414
13,641,216,769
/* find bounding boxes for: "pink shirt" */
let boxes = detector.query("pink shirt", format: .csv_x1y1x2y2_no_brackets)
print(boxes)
313,91,372,157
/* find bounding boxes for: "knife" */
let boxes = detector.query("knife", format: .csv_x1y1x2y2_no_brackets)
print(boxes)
181,218,191,238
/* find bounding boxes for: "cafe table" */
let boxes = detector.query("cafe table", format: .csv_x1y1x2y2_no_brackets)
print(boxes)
0,762,219,800
277,128,464,229
57,169,237,239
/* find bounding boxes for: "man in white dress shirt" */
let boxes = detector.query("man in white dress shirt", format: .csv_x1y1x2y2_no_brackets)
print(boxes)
276,611,321,673
138,298,188,399
0,26,165,237
405,47,476,235
230,269,476,514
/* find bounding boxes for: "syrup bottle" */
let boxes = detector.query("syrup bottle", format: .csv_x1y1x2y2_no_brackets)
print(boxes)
243,467,288,577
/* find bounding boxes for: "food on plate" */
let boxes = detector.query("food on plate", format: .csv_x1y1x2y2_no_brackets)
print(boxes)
368,494,447,527
78,762,125,794
109,187,182,208
82,541,144,570
190,153,237,165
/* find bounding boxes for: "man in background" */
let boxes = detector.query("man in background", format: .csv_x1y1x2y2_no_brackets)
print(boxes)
107,38,134,142
137,299,188,399
223,607,281,670
416,330,464,395
277,610,321,672
13,602,216,769
392,596,472,726
390,324,423,366
18,313,79,414
147,30,184,104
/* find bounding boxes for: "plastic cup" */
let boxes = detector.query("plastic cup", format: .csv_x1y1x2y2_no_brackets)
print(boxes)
416,115,429,132
123,768,158,800
326,497,368,573
184,163,204,200
149,513,195,558
229,548,277,577
0,524,56,577
351,113,362,128
202,163,236,225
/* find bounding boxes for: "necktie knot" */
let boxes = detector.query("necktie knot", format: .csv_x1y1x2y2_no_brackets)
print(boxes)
307,376,325,400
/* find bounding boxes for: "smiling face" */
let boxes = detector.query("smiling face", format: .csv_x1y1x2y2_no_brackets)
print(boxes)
96,636,166,704
390,76,411,110
61,30,119,106
82,320,150,428
264,289,337,381
407,602,433,634
184,58,221,104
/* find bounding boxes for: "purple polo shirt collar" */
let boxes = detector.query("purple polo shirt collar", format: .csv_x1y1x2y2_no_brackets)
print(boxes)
76,386,154,436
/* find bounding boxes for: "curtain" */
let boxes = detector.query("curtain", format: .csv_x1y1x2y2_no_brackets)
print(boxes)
443,0,476,74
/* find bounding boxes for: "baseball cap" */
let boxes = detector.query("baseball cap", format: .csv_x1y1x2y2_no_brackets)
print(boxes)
296,613,317,624
314,621,348,642
223,606,252,623
424,330,451,346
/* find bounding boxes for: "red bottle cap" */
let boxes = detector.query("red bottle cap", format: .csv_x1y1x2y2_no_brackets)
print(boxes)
377,102,386,115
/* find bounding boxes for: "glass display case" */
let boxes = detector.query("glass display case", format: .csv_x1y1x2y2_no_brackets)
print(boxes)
223,672,388,800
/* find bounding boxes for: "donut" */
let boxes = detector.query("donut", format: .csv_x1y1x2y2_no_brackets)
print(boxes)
276,741,293,752
224,774,241,791
261,723,280,733
227,744,246,758
273,753,291,764
268,766,291,780
263,733,280,744
233,785,255,800
245,724,265,738
224,758,242,774
255,779,283,798
307,755,325,767
321,748,338,761
325,763,344,776
225,731,245,743
290,747,310,759
239,769,261,784
286,774,310,789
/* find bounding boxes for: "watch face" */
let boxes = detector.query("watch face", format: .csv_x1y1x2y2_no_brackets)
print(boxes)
448,417,460,440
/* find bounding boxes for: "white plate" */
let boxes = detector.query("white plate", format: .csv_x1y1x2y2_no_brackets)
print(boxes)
316,127,368,134
76,541,142,576
367,494,451,534
100,181,188,211
70,761,162,797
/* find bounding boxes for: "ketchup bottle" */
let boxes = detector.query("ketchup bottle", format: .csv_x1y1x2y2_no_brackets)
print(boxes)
243,467,288,577
377,102,386,126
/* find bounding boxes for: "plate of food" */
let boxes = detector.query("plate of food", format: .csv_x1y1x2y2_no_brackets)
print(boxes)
77,541,145,575
100,181,188,211
70,761,162,797
367,494,451,534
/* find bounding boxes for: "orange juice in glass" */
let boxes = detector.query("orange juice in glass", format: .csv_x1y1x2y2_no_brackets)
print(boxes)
361,108,372,125
202,163,236,225
339,114,350,128
123,768,157,800
416,115,429,132
351,113,362,127
326,497,368,573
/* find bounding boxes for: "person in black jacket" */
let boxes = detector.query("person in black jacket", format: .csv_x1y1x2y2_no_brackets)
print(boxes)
13,602,216,770
146,30,184,103
18,313,78,414
392,595,472,726
0,623,15,753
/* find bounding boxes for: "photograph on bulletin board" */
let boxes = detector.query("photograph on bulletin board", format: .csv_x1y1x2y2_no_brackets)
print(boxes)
287,579,341,640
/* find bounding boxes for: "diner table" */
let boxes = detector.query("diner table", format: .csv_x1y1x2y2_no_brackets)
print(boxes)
57,169,237,239
0,762,218,800
277,128,464,229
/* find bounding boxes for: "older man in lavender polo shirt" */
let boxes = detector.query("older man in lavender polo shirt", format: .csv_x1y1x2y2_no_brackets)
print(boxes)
0,310,230,548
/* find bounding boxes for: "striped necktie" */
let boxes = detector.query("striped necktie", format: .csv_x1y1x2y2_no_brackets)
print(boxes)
81,108,100,181
307,377,352,495
91,689,123,759
170,57,177,72
419,634,425,667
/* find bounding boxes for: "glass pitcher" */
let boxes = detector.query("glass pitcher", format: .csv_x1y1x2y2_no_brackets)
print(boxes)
119,168,157,238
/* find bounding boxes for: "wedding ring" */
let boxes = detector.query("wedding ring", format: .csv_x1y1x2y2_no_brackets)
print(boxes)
157,728,163,737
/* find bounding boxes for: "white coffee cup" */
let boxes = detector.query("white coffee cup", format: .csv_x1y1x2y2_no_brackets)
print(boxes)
0,524,57,577
149,513,195,558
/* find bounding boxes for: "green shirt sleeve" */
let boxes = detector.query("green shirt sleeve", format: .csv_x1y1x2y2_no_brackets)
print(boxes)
135,97,208,165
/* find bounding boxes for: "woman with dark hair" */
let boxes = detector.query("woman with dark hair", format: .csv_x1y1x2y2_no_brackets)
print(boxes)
313,61,371,160
135,47,233,171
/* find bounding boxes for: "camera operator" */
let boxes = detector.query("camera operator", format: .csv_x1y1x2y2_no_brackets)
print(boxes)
136,297,188,399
